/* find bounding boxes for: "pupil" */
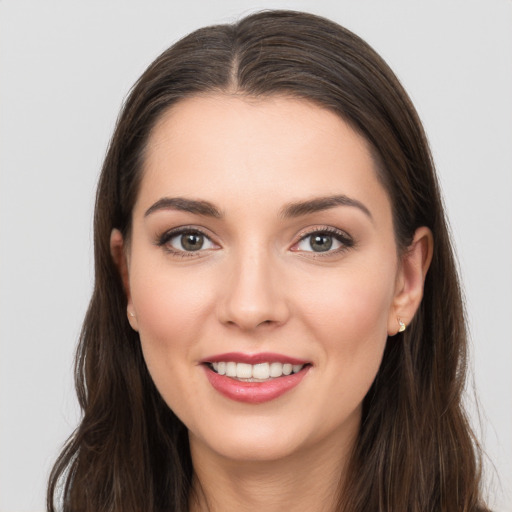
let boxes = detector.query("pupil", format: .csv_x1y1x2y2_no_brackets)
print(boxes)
310,234,332,252
181,233,203,251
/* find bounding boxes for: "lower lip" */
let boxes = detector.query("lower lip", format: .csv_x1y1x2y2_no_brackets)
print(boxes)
203,365,310,404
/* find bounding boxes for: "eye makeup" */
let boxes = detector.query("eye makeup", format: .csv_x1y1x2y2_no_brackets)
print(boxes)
155,225,218,258
291,225,355,257
154,223,355,260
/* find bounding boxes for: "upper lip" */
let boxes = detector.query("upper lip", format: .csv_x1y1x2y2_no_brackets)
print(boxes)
200,352,310,365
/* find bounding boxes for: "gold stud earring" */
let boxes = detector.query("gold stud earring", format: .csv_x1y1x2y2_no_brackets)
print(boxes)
398,318,406,333
128,309,135,318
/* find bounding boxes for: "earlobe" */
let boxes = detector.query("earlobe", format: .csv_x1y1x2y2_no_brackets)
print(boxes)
388,226,433,335
110,229,139,331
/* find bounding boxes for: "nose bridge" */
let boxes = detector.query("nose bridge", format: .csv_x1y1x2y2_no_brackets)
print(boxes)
219,241,288,330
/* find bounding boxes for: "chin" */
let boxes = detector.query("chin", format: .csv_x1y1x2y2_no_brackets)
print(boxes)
196,437,303,464
188,416,310,463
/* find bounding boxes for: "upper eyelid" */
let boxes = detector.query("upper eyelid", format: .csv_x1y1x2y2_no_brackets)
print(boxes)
156,224,353,248
291,226,355,253
159,225,213,238
157,225,217,247
295,225,352,241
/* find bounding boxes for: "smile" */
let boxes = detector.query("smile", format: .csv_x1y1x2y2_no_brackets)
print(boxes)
201,352,311,404
209,361,305,381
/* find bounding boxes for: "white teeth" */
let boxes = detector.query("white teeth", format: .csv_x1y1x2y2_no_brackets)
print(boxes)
210,361,305,379
226,362,237,377
236,363,252,379
252,363,270,380
269,362,283,377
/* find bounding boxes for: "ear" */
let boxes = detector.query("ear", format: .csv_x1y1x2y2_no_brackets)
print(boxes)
388,226,433,335
110,229,138,331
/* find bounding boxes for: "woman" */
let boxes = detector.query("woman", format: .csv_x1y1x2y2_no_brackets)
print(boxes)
47,10,489,512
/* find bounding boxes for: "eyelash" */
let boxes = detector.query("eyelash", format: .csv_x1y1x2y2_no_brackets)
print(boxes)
156,226,216,258
155,225,355,258
293,226,355,256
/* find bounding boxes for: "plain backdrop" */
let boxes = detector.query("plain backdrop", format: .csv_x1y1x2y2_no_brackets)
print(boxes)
1,1,511,511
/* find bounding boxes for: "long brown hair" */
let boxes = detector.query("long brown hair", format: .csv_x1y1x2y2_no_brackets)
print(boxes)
48,10,488,512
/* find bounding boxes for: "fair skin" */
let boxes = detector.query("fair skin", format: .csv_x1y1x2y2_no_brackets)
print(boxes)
111,94,432,512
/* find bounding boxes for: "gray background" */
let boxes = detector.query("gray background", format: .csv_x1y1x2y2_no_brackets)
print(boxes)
1,1,511,510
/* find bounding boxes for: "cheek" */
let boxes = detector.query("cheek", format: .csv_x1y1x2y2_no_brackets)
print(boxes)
300,259,395,339
291,264,394,434
297,258,396,384
127,258,218,402
131,260,213,343
129,269,215,424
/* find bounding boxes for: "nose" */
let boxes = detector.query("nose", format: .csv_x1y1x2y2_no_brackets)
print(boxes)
217,247,290,331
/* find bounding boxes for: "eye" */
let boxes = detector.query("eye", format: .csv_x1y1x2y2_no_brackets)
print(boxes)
158,228,217,254
292,228,354,254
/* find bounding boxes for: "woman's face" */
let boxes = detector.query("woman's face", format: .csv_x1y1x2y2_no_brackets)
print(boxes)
121,94,406,463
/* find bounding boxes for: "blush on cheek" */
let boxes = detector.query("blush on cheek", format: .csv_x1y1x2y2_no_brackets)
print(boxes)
306,283,391,394
303,276,391,338
131,271,216,411
132,266,214,338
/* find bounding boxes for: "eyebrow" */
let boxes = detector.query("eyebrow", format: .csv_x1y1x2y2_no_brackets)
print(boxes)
144,197,223,218
144,194,372,221
280,195,373,221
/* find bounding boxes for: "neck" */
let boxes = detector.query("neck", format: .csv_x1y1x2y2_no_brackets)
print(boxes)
188,430,356,512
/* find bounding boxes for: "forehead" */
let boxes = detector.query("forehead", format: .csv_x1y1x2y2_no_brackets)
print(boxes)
137,93,391,219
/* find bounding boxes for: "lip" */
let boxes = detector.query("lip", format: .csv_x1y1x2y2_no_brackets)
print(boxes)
200,352,309,365
201,356,311,404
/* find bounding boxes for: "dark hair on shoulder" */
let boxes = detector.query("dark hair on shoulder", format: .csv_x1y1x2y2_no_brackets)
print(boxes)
48,10,489,512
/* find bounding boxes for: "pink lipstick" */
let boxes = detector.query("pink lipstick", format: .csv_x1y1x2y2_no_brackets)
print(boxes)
201,352,311,404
